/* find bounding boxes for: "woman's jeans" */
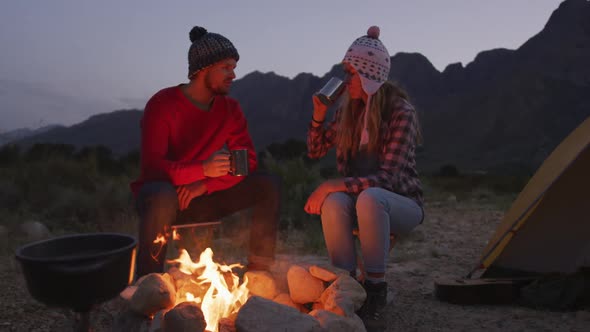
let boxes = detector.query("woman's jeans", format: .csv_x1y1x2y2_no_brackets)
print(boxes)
135,173,281,278
321,187,423,275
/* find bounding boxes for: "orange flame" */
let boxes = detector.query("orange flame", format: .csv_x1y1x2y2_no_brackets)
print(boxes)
168,248,249,332
150,233,168,262
153,234,167,245
151,226,176,262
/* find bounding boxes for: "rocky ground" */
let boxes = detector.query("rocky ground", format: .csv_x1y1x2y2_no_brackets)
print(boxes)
1,200,588,331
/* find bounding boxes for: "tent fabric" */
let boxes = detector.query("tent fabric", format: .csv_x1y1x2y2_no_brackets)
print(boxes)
470,117,590,277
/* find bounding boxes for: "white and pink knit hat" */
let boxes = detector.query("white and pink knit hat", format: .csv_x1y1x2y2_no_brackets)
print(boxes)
342,26,391,146
342,26,391,95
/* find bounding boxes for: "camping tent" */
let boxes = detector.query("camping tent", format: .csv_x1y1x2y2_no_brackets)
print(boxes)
468,116,590,278
435,117,590,307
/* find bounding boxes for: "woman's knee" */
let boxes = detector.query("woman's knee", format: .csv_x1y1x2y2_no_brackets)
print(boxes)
321,192,353,215
356,187,386,213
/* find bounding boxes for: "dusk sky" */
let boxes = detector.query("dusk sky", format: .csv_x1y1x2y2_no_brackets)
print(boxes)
0,0,563,131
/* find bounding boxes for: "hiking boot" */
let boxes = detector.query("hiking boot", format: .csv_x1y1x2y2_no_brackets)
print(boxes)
358,280,389,332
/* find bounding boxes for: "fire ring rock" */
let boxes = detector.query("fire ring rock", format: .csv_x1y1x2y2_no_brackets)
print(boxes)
130,273,176,317
236,296,323,332
244,270,279,300
287,265,325,304
163,302,206,332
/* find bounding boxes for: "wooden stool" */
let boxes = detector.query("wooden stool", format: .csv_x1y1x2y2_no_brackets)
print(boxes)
352,228,396,280
351,228,396,252
171,221,222,231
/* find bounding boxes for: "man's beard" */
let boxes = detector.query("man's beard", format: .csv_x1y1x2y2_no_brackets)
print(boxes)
205,73,230,96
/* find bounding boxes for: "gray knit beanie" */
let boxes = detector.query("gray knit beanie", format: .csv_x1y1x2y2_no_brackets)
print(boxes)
187,26,239,79
342,26,390,95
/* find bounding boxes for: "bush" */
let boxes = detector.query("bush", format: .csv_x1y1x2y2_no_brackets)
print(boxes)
0,144,21,166
264,139,308,161
0,144,138,234
261,152,324,231
24,143,76,162
2,141,534,256
422,171,530,207
437,164,460,177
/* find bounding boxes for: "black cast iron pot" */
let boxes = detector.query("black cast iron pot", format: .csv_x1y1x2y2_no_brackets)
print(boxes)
15,233,137,313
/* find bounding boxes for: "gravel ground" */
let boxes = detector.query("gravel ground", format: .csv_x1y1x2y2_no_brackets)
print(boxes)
1,200,588,331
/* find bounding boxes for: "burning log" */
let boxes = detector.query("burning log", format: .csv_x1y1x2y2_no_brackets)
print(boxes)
218,317,237,332
166,248,249,332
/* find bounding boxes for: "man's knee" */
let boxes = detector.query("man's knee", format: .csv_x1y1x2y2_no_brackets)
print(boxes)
251,173,281,198
138,182,179,213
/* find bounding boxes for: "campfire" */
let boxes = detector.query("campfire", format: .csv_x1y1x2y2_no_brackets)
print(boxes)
118,237,369,332
169,248,249,331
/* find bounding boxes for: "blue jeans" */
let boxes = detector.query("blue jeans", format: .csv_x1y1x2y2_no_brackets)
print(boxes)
321,187,423,275
135,173,281,277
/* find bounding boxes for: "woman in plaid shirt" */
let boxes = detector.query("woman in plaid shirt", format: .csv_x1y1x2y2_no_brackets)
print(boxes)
305,26,424,327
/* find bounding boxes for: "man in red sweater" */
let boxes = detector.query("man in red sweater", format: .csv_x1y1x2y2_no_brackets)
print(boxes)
131,26,280,278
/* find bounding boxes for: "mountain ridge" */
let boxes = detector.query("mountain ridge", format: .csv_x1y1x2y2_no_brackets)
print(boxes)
9,0,590,174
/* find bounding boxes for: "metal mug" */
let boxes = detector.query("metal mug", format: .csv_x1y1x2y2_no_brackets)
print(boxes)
229,149,249,176
316,77,345,106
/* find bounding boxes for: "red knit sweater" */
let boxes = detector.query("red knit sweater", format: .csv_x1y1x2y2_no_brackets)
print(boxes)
130,86,257,195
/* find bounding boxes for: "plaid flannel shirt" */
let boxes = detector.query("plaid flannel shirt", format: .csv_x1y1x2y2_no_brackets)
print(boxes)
307,98,423,207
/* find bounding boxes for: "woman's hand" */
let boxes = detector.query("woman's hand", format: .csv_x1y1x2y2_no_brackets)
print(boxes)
304,185,330,215
176,180,207,210
311,95,328,126
304,179,346,215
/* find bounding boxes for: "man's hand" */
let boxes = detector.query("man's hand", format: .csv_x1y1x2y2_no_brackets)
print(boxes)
176,180,207,210
203,150,230,177
304,179,346,215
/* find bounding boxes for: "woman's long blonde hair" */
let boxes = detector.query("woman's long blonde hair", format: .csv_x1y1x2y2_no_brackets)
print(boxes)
336,81,422,160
